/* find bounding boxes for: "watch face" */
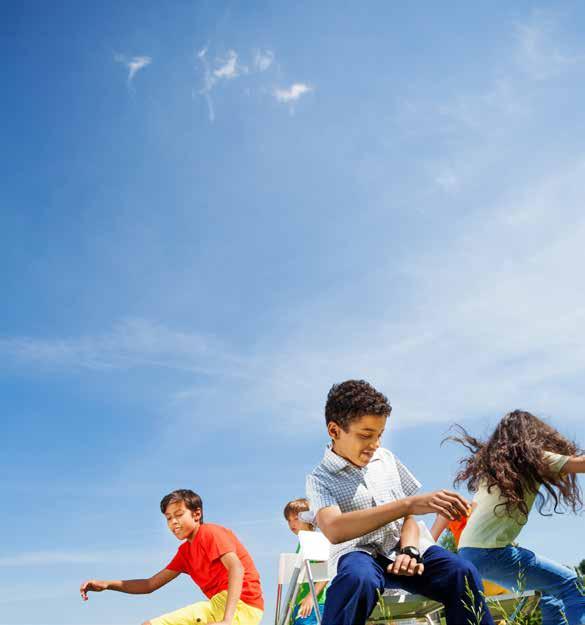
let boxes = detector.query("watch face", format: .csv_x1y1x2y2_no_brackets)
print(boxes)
403,546,420,557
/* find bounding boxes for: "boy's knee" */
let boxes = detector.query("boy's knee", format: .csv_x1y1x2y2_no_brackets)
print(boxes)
337,565,377,592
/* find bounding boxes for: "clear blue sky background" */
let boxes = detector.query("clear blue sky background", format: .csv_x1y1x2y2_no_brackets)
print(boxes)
1,2,585,624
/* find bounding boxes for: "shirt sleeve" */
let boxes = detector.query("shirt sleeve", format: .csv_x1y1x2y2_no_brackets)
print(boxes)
166,548,185,573
395,456,422,497
201,525,239,562
543,451,570,473
306,473,337,513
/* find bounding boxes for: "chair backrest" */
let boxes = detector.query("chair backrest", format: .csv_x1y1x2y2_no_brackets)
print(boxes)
298,530,330,561
277,553,299,585
277,552,330,584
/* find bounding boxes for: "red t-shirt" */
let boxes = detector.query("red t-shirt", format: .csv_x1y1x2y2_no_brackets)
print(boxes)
166,523,264,611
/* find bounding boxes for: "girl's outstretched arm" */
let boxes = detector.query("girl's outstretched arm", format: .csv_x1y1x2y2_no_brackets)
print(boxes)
563,456,585,473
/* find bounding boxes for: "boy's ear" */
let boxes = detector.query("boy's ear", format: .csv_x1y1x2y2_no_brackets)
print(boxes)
192,508,202,522
327,421,341,439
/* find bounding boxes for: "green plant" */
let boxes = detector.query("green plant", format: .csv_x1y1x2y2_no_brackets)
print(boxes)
461,574,486,625
374,588,393,623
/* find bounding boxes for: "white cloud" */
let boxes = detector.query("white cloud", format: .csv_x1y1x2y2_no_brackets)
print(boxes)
274,83,312,103
197,49,248,122
114,54,152,85
254,49,274,72
0,548,162,567
5,151,585,435
213,49,243,80
0,318,245,377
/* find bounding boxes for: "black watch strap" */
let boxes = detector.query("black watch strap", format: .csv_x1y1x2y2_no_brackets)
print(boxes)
399,545,422,562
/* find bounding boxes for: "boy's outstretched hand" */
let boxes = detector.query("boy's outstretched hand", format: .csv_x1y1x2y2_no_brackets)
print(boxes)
80,579,108,600
408,490,470,520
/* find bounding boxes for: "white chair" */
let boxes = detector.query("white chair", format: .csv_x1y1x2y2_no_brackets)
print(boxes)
275,530,329,625
274,524,538,625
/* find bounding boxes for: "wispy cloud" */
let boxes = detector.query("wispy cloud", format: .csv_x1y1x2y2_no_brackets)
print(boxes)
197,48,249,122
114,54,152,87
197,47,216,122
254,49,274,72
514,10,582,80
0,318,246,377
0,548,163,567
5,151,585,435
214,49,245,79
274,83,313,104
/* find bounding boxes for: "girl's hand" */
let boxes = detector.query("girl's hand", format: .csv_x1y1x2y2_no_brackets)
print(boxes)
298,594,315,618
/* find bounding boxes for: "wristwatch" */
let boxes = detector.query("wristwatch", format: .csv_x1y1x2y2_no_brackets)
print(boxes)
399,545,422,563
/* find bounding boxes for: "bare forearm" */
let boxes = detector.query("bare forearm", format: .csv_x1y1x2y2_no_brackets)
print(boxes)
322,499,410,544
222,564,244,623
430,514,450,541
315,580,327,594
399,516,420,549
564,456,585,474
105,579,154,594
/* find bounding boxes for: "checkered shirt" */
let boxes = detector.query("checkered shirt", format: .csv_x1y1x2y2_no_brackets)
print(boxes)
306,446,421,578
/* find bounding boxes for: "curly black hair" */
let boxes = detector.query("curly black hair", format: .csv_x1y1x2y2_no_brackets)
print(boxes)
325,379,391,430
445,410,583,519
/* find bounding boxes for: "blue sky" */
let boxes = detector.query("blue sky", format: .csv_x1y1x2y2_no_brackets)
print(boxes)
2,1,585,623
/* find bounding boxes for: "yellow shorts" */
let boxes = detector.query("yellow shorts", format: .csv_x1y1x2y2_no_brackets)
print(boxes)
149,591,263,625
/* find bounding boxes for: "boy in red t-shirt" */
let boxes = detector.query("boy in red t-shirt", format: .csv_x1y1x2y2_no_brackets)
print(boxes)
80,489,264,625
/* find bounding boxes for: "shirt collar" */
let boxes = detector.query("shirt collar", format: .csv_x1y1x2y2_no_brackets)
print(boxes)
321,444,382,473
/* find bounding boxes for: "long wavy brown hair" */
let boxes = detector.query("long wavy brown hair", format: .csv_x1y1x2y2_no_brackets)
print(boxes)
445,410,583,519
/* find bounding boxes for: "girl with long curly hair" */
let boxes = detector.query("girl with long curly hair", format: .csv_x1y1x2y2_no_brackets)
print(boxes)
439,410,585,625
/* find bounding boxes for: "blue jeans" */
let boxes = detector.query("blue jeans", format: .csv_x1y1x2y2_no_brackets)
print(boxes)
292,602,324,625
322,546,495,625
460,546,585,625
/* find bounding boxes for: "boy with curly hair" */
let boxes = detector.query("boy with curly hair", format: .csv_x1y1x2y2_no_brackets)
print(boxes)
306,379,494,625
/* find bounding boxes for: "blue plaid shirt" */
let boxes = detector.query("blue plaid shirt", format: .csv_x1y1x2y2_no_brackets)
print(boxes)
306,446,421,578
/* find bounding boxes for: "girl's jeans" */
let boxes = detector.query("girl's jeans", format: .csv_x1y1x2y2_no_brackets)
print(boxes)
460,546,585,625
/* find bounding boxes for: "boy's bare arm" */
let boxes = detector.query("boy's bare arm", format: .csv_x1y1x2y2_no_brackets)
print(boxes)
316,490,470,544
398,515,420,550
564,456,585,473
215,551,244,625
80,568,179,600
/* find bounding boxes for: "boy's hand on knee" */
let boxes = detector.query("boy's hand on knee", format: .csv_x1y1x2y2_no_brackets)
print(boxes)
387,554,424,577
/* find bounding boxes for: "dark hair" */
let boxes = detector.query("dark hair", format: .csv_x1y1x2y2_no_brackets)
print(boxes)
160,489,204,521
283,498,310,520
445,410,583,519
325,379,391,430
